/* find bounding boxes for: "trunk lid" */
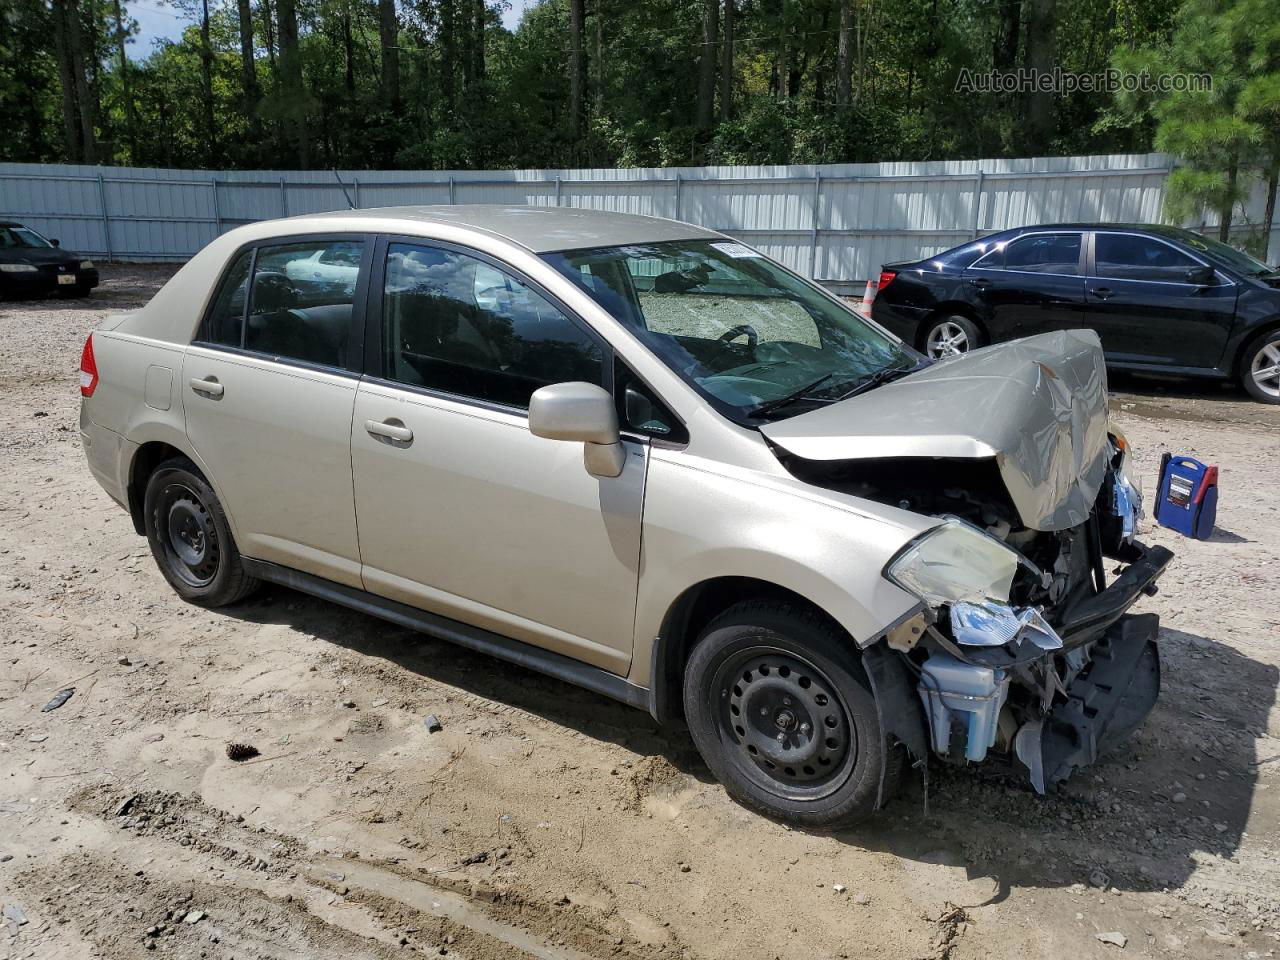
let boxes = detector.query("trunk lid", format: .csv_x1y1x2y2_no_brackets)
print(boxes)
760,329,1111,532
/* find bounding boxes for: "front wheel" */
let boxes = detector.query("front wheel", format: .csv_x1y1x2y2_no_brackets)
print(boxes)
143,458,259,606
1242,329,1280,404
682,601,901,828
923,314,983,359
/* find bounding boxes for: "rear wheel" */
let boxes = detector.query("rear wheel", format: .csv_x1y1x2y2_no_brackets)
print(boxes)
143,458,258,606
682,601,901,827
923,314,983,359
1242,329,1280,404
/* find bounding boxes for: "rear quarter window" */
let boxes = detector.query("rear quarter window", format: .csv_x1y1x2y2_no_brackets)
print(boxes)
202,250,252,347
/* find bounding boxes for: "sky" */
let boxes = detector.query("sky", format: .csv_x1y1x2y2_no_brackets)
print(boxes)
129,0,535,52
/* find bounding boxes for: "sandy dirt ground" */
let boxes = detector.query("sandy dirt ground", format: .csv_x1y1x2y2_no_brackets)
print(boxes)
2,264,1279,960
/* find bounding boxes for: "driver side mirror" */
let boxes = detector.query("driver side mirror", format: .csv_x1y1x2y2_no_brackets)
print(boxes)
1186,266,1215,286
50,238,60,247
528,382,626,478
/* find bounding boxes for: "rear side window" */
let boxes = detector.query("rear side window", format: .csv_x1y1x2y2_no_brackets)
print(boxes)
200,240,364,367
203,250,251,347
1094,234,1199,282
381,242,603,409
977,233,1081,274
245,240,364,368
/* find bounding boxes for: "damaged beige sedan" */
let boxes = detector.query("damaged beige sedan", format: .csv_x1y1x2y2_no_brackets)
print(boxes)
80,206,1172,826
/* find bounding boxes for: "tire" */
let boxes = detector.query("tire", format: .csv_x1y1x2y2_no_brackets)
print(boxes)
682,600,902,828
922,313,983,359
143,457,259,606
1241,329,1280,404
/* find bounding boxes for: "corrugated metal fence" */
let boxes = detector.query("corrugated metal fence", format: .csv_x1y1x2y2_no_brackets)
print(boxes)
2,154,1276,293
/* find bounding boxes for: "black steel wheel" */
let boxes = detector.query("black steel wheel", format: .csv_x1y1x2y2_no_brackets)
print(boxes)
143,457,258,606
683,600,901,827
153,481,221,587
713,647,856,799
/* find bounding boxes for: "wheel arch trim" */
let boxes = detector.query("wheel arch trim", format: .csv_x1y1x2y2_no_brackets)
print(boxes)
123,426,239,542
641,572,919,725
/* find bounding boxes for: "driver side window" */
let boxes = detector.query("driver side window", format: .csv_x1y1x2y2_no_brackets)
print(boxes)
1094,234,1199,282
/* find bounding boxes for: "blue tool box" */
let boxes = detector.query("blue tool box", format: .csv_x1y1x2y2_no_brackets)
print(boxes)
1155,453,1218,540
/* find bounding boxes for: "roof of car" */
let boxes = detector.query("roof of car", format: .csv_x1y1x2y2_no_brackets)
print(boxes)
1005,223,1185,234
288,204,721,253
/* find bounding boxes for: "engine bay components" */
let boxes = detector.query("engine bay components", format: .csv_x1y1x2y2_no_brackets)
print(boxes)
917,652,1010,762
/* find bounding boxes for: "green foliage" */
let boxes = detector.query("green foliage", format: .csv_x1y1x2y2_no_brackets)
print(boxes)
0,0,61,162
5,0,1265,173
1107,0,1280,233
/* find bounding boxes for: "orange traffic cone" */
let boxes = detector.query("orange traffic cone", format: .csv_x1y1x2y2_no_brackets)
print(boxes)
857,279,878,317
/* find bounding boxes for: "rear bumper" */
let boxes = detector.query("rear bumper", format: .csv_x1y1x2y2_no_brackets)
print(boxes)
80,400,133,509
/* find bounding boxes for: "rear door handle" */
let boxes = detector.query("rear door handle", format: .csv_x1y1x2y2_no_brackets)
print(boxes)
365,419,413,443
1090,287,1114,300
968,277,991,289
189,377,224,398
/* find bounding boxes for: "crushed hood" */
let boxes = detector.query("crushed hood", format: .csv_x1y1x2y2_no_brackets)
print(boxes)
761,329,1111,532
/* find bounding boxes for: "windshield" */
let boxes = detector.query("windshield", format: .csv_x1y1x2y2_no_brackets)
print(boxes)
1173,230,1274,276
0,226,53,249
543,240,920,423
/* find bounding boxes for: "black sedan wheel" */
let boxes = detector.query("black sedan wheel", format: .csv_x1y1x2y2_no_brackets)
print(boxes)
143,457,259,606
923,314,983,359
683,601,901,827
1243,329,1280,404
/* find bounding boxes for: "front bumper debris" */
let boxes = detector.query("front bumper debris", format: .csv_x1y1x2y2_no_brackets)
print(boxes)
1015,612,1161,793
892,537,1171,795
1058,542,1173,646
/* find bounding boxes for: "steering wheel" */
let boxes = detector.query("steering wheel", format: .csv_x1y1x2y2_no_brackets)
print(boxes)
717,323,759,350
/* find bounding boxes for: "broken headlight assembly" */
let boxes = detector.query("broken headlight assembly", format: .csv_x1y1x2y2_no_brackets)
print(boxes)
884,517,1020,606
885,517,1062,653
885,519,1069,767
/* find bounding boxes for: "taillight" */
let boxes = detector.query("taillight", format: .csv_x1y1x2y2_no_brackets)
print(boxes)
79,334,98,397
877,270,897,291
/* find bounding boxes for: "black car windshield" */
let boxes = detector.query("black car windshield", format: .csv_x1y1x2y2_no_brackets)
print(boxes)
543,240,919,423
0,225,54,249
1172,230,1274,276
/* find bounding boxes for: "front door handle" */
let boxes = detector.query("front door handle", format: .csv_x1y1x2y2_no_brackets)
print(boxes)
189,377,224,398
1090,286,1114,300
365,419,413,443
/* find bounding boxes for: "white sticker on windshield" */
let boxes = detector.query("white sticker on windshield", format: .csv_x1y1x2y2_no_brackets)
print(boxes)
711,241,763,259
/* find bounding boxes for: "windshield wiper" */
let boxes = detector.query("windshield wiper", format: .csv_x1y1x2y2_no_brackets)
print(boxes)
835,361,918,401
748,373,835,419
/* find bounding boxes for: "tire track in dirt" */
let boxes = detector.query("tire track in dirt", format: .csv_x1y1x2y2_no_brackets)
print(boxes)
55,784,696,960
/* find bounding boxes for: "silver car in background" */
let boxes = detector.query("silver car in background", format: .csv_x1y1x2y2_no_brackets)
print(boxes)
80,206,1172,825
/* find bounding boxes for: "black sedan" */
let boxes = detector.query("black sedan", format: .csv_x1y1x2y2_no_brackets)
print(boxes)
0,221,99,299
869,223,1280,404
